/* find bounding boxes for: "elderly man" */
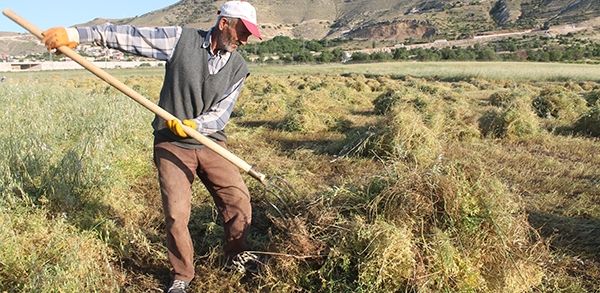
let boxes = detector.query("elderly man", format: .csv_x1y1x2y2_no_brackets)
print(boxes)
42,1,262,292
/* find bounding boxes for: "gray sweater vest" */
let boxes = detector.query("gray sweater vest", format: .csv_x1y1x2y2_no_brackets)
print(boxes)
152,28,249,148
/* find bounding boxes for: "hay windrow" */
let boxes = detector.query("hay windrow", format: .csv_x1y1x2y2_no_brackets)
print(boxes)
265,158,548,292
372,88,412,115
241,75,375,132
0,205,121,291
489,90,526,108
364,163,546,292
374,104,443,166
356,220,415,292
341,85,481,160
532,86,588,122
279,93,342,132
573,105,600,137
585,90,600,107
469,77,493,90
479,100,541,139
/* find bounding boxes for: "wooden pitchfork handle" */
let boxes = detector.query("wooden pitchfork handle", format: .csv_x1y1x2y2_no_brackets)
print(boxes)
2,9,267,185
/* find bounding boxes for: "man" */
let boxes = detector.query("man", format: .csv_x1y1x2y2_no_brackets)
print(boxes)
42,1,262,292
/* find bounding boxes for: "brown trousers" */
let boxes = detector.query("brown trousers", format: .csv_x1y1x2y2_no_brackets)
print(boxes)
153,139,252,282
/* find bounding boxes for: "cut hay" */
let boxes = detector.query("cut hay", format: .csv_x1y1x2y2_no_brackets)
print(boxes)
578,81,598,91
373,104,442,166
573,105,600,137
342,89,479,161
479,101,540,139
344,74,373,92
489,90,531,108
0,205,121,291
468,77,493,90
238,76,291,121
357,220,415,292
532,86,588,122
279,93,341,133
251,159,548,292
585,90,600,107
366,163,547,292
444,98,481,142
372,88,411,115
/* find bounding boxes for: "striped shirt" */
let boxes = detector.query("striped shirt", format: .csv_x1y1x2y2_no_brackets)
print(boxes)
76,24,245,136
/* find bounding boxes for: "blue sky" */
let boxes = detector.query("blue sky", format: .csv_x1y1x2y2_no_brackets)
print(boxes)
0,0,178,33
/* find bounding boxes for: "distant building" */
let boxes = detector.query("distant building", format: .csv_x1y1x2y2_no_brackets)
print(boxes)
341,51,352,63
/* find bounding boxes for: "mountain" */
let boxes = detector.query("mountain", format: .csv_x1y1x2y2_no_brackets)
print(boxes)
1,0,599,57
0,33,45,58
83,0,599,40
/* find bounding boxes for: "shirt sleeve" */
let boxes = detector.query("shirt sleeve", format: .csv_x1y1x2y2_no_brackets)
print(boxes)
76,24,182,61
192,77,246,136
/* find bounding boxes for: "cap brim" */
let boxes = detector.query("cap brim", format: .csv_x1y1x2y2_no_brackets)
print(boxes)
240,18,262,40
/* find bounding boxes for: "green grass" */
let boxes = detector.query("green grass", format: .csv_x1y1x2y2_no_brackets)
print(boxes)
1,61,598,292
5,61,599,82
248,62,600,81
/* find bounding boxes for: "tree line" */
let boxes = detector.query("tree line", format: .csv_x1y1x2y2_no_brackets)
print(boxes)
239,35,600,64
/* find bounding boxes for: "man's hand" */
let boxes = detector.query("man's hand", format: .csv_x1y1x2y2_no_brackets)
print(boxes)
166,119,198,138
42,27,79,50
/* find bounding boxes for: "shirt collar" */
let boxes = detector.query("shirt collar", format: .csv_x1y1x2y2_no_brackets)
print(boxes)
202,27,230,58
202,27,213,50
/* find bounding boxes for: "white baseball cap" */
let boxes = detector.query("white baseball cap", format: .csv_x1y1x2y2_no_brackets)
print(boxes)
218,1,262,39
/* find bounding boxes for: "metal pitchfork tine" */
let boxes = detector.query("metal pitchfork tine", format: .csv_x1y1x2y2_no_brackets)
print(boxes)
263,175,298,218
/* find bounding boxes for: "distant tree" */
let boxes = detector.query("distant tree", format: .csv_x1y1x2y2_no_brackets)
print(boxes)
280,54,293,63
513,50,528,61
331,48,344,61
440,47,457,60
305,40,323,52
448,48,473,61
593,44,600,57
415,48,440,61
527,50,540,61
293,51,314,63
370,51,392,61
497,38,517,52
563,47,585,60
547,48,563,62
477,47,497,61
351,52,370,61
392,48,409,60
507,41,517,52
317,50,334,63
538,51,550,62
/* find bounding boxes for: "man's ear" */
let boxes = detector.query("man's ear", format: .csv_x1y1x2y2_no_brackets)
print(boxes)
218,17,228,30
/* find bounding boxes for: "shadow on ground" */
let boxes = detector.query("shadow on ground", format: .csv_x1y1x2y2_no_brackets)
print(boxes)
528,211,600,260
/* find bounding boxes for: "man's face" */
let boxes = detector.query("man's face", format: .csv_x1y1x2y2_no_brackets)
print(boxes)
216,17,252,52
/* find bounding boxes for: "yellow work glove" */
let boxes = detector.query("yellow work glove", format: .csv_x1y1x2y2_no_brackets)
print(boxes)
166,119,198,138
41,27,79,50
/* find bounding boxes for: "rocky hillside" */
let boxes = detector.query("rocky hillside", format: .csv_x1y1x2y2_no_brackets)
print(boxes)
78,0,600,41
0,33,45,58
1,0,599,56
520,0,600,26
